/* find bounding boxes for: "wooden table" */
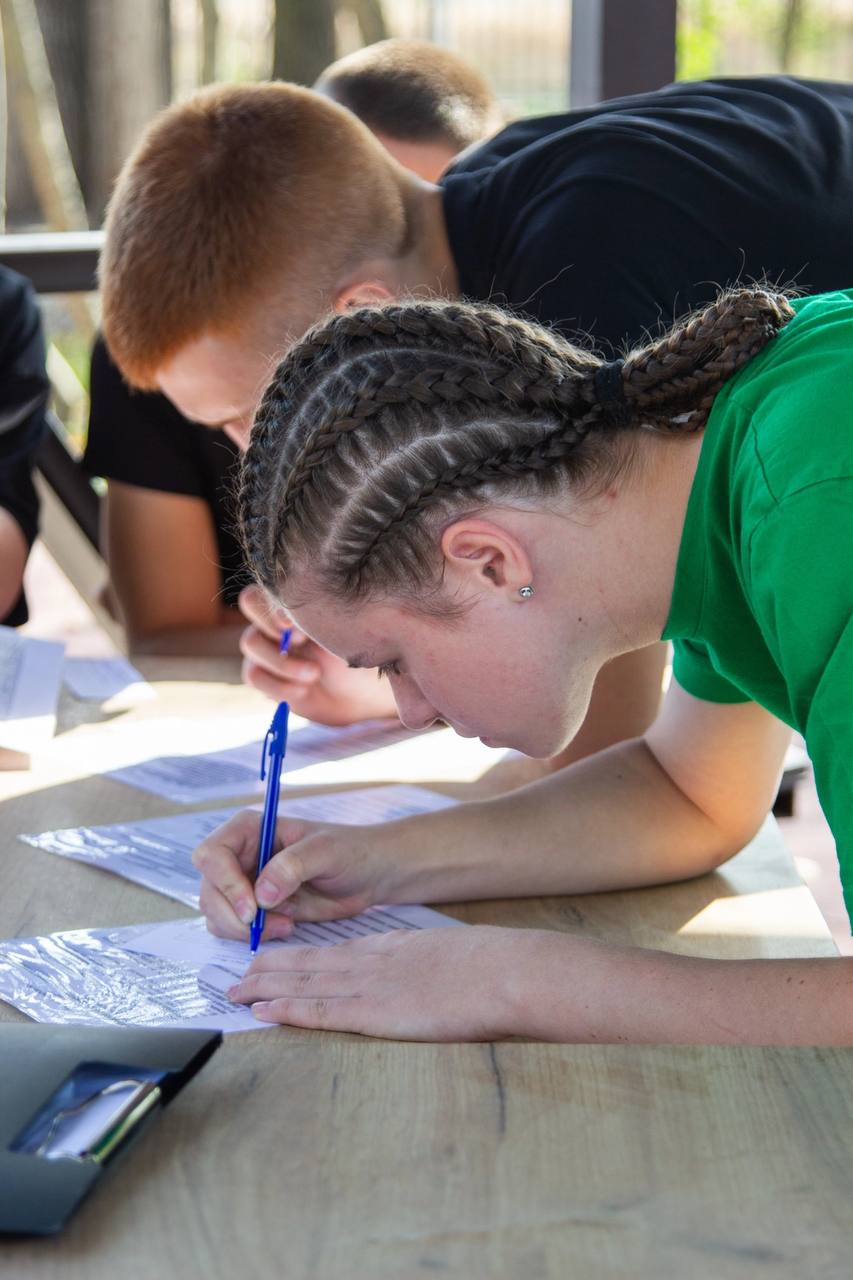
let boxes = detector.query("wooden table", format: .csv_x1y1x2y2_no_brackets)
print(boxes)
2,659,851,1278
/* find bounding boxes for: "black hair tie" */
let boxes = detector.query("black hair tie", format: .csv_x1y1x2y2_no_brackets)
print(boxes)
593,359,631,425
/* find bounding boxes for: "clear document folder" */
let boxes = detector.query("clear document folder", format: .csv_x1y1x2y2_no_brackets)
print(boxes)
0,1024,221,1235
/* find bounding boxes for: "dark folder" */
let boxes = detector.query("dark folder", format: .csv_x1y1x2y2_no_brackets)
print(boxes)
0,1024,222,1235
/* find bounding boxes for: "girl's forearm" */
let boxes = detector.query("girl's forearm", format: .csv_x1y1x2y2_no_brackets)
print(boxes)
386,738,740,905
510,935,853,1045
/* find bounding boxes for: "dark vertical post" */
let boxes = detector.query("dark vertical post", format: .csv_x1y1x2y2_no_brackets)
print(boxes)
0,14,6,229
272,0,337,86
570,0,677,108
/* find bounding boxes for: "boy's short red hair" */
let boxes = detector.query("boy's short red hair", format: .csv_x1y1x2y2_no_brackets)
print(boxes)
100,83,409,389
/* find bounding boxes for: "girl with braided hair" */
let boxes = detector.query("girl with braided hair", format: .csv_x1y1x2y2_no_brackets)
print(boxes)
194,285,853,1044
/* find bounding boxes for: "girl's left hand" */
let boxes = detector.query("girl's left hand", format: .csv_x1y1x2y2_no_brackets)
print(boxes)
228,925,550,1041
237,584,398,725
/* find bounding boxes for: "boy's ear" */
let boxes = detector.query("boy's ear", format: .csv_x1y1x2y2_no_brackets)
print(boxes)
334,281,395,312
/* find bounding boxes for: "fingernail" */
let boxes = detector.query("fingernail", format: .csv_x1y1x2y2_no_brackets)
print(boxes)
226,985,241,1001
256,881,280,908
252,1002,272,1019
237,899,256,926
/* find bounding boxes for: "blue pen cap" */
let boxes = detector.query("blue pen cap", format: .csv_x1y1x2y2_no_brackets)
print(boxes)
260,702,290,779
270,701,290,753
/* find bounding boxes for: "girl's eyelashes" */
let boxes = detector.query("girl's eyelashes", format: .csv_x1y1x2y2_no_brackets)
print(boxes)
377,660,401,680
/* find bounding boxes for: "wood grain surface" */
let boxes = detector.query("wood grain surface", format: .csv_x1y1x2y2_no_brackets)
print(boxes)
1,658,849,1278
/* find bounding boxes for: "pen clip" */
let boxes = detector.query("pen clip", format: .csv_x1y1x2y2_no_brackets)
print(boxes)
260,726,274,782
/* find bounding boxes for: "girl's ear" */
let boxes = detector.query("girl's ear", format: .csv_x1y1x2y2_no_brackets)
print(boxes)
334,280,395,312
440,518,534,597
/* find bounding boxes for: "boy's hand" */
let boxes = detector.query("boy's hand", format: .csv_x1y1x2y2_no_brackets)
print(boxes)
193,809,390,942
237,584,398,725
227,925,540,1041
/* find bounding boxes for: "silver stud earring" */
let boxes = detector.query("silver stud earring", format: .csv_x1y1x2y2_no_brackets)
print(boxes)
518,585,535,600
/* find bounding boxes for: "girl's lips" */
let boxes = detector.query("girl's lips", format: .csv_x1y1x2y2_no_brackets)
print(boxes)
445,718,481,739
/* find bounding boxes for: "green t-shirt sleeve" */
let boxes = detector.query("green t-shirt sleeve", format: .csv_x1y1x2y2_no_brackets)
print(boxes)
747,480,853,928
747,480,853,727
805,613,853,929
671,638,751,703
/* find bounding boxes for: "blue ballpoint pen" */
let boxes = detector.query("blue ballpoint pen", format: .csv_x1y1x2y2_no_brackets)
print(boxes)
249,628,292,954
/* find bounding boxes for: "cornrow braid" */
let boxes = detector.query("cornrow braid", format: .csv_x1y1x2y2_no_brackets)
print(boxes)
238,286,793,607
239,300,600,590
260,303,598,540
624,286,794,428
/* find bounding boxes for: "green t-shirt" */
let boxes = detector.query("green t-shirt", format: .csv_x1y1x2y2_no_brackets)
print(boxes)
662,289,853,926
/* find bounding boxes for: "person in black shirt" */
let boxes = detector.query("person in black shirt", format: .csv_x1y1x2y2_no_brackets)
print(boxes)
99,74,853,764
0,267,49,627
84,340,248,649
442,77,853,350
84,40,501,664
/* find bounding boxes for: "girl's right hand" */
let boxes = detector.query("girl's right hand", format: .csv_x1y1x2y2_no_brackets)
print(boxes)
192,810,389,942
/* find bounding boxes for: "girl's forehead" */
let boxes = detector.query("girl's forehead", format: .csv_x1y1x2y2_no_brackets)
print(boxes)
286,595,411,657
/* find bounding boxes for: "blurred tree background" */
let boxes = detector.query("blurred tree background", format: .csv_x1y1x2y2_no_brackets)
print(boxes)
1,0,851,449
678,0,853,79
6,0,851,238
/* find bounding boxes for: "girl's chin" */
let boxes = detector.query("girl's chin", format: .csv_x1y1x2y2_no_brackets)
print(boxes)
516,729,571,758
479,731,553,757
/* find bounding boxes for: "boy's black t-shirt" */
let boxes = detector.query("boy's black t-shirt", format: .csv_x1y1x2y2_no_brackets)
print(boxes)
88,75,853,597
442,75,853,351
0,267,49,627
83,338,249,606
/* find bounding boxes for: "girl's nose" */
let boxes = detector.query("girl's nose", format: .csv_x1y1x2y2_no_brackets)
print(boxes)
393,684,441,733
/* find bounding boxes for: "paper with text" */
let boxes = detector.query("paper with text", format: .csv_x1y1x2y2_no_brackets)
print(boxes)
63,656,155,704
0,909,464,1033
21,785,457,908
104,717,425,803
0,626,64,763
